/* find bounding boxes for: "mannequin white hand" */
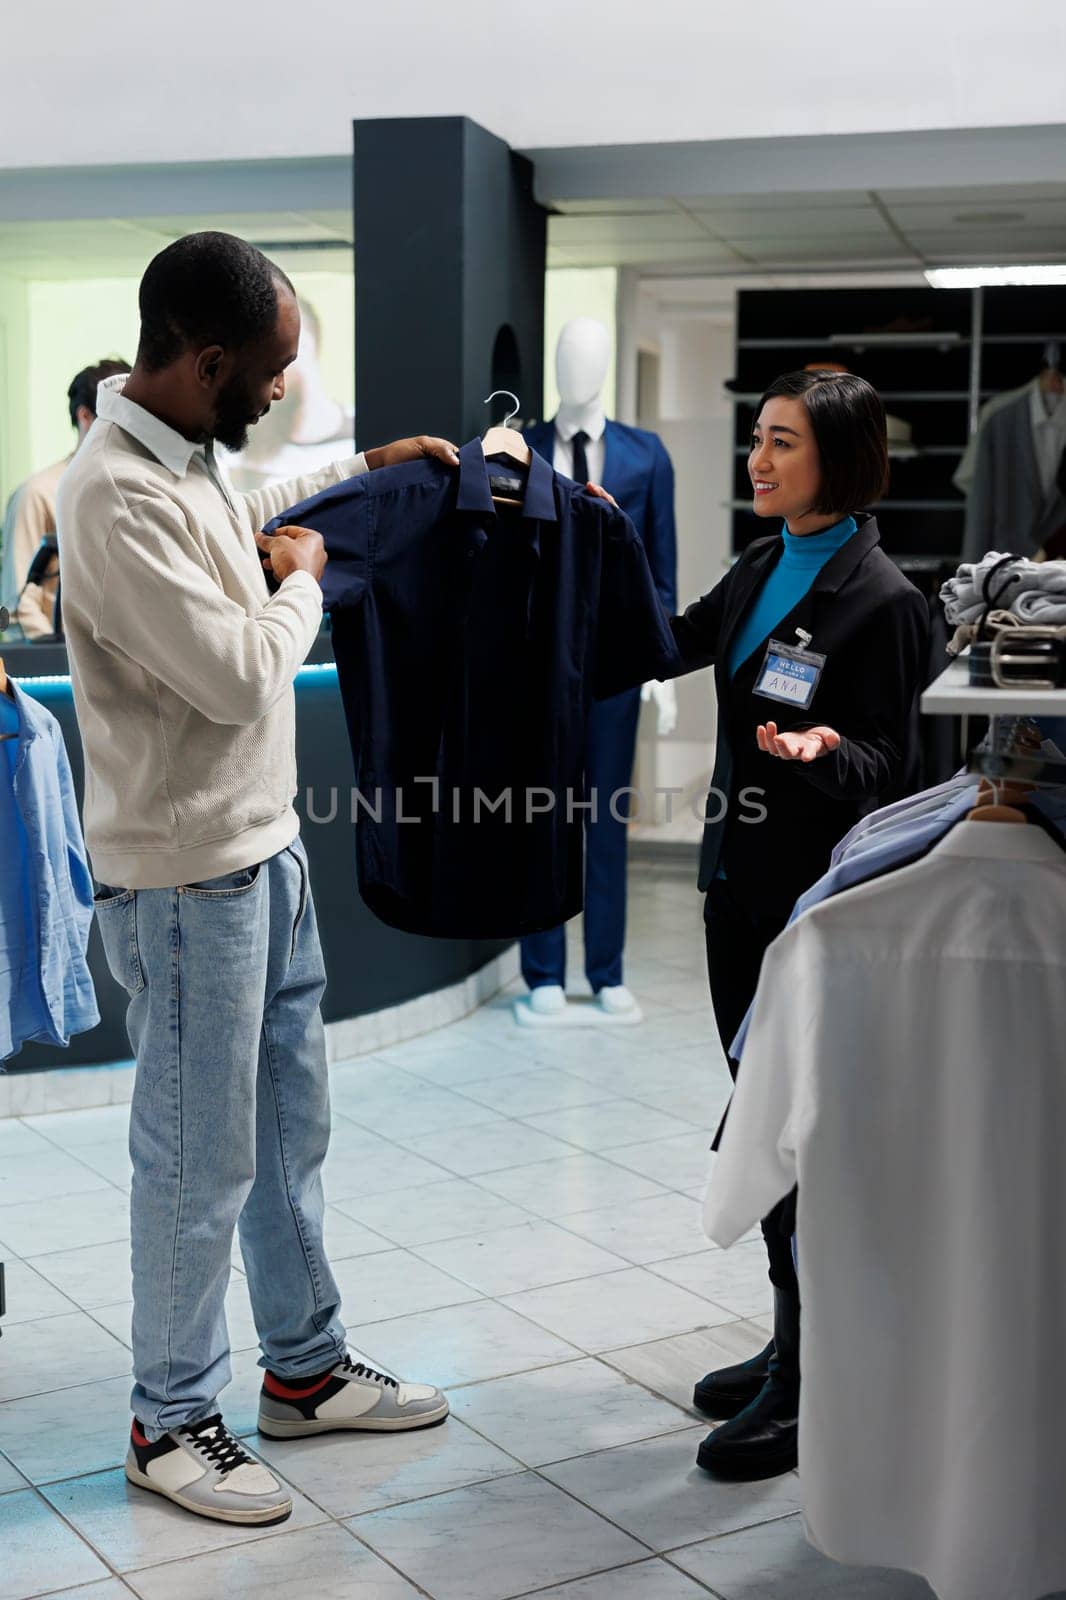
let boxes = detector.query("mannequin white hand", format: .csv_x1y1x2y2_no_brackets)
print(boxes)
642,679,678,736
756,722,841,762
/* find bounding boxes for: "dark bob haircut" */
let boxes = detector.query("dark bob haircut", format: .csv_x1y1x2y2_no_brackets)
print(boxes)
67,357,131,426
136,231,294,372
754,370,889,514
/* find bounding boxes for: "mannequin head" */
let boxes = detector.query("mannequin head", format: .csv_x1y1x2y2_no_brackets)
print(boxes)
555,318,610,409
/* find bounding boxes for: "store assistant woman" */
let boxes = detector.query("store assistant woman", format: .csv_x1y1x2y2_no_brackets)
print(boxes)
658,371,929,1483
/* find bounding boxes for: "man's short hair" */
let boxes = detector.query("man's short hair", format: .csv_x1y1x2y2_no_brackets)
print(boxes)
754,370,889,514
136,231,294,372
67,358,132,426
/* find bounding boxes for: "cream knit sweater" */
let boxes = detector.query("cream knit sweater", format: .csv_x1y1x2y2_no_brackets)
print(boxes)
58,376,365,889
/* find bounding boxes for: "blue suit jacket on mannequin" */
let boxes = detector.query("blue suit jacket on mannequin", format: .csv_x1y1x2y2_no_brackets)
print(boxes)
523,419,677,612
521,418,678,993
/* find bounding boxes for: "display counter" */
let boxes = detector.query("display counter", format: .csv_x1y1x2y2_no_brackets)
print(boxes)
3,629,512,1071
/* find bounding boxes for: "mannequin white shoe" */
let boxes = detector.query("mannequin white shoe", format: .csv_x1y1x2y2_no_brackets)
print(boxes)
596,985,644,1023
530,984,567,1015
514,984,575,1027
514,982,644,1027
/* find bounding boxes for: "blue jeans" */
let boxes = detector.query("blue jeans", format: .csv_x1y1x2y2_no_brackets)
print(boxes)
94,838,347,1440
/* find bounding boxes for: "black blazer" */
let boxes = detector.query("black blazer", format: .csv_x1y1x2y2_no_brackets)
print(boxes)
669,516,929,921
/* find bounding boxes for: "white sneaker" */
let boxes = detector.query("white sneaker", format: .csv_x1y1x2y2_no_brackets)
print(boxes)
257,1353,449,1437
125,1414,292,1526
596,985,644,1023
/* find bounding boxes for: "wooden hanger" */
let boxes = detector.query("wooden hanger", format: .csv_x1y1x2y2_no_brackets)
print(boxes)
482,390,531,507
0,655,7,698
968,776,1034,823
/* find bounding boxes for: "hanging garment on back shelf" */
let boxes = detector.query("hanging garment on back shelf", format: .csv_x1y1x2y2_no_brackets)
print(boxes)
960,381,1066,562
263,440,677,937
0,681,99,1063
704,817,1066,1600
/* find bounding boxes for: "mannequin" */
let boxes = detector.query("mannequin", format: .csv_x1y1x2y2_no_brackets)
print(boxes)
517,318,678,1026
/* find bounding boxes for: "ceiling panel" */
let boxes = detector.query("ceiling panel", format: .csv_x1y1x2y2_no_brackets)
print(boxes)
701,206,894,241
296,210,354,238
549,239,741,268
877,184,1066,207
738,235,918,263
899,230,1066,256
685,189,872,212
888,199,1066,229
135,211,349,243
549,212,714,246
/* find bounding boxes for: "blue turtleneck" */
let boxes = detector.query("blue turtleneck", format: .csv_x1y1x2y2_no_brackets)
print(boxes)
726,515,858,679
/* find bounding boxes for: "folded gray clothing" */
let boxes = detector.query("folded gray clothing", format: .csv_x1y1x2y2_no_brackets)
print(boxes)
1014,585,1066,624
940,553,1066,625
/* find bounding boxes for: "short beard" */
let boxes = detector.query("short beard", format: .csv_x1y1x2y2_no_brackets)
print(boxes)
212,375,260,453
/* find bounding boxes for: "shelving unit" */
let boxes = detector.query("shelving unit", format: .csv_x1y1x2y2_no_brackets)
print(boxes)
921,654,1066,718
730,286,1066,567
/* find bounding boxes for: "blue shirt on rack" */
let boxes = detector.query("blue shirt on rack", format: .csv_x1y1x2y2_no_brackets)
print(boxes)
726,515,858,679
0,681,99,1064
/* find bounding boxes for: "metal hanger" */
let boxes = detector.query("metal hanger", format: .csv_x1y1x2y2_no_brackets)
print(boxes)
967,715,1066,821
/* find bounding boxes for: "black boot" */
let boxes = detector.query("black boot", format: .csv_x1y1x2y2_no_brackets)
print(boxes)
692,1340,774,1420
697,1285,799,1481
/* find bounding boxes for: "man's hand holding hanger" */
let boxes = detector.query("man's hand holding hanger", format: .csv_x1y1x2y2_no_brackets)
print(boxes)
256,435,460,584
364,437,460,470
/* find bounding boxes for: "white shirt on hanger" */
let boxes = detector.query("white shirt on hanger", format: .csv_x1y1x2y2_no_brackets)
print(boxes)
704,818,1066,1600
1028,381,1066,502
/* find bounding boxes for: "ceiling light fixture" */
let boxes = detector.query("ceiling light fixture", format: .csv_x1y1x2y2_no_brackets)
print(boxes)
925,265,1066,288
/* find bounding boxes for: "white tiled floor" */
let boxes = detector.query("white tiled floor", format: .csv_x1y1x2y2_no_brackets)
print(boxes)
0,864,941,1599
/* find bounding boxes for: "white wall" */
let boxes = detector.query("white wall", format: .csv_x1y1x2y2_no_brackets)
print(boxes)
629,294,737,839
1,0,1061,169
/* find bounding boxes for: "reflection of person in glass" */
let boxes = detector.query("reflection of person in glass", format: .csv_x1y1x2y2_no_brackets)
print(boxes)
0,358,130,636
222,297,355,493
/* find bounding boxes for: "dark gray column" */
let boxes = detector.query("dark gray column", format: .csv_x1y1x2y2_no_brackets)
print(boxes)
353,116,547,447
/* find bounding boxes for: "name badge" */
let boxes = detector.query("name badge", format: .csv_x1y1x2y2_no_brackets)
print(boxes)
754,637,826,710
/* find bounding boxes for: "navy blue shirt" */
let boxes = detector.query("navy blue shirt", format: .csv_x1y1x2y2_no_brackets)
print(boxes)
265,440,677,937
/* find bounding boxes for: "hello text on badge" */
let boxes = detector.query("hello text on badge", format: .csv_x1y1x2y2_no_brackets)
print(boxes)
754,637,827,711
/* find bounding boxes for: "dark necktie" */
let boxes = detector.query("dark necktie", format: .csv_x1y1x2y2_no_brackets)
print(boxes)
571,430,590,485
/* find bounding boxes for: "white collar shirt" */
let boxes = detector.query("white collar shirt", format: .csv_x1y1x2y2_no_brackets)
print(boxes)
94,374,240,512
704,819,1066,1600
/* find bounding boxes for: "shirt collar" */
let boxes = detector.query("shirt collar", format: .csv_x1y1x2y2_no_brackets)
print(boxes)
95,373,205,478
456,438,558,523
1028,377,1066,431
928,817,1066,864
555,412,606,445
